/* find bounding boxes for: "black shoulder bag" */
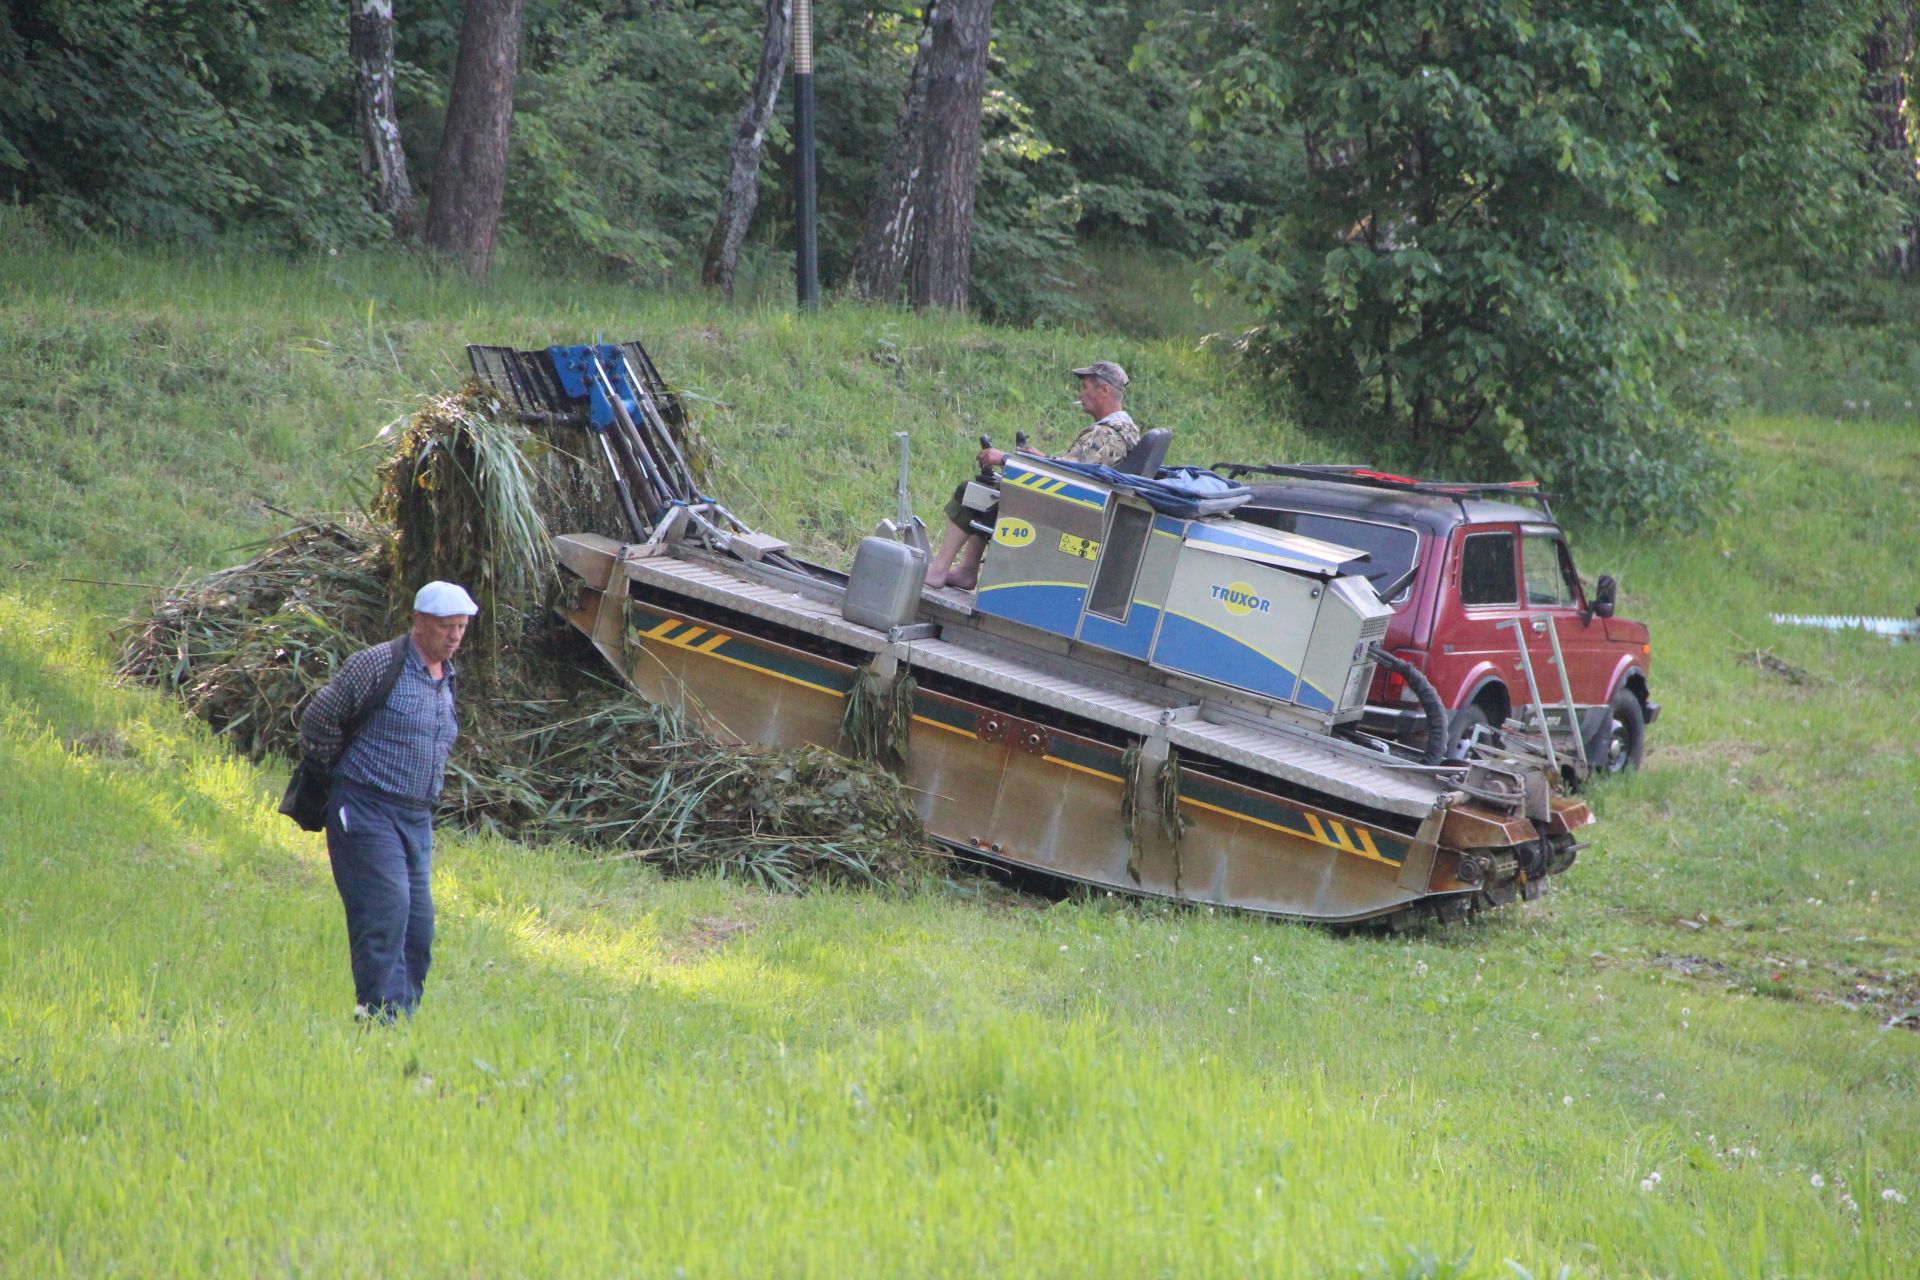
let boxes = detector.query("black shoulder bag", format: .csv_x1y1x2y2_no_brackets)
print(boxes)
278,640,407,832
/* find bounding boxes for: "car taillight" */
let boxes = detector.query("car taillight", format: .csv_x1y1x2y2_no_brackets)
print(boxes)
1368,649,1428,703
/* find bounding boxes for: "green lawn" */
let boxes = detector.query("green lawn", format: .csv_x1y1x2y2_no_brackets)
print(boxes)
2,235,1917,1276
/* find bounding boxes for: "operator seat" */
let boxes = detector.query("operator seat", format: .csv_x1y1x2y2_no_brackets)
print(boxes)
965,428,1173,538
1114,428,1171,477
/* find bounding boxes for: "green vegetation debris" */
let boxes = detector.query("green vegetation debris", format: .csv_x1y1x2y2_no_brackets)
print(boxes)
840,662,917,770
1120,742,1190,892
117,387,932,892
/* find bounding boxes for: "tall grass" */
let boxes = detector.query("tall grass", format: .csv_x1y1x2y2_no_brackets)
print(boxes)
0,208,1304,611
2,232,1918,1276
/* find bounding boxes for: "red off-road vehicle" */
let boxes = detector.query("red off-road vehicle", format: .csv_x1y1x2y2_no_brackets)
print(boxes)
1220,465,1658,775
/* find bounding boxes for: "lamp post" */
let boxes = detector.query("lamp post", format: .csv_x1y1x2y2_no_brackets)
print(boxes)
793,0,819,310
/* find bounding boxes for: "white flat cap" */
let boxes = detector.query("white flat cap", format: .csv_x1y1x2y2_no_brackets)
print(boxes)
413,581,479,616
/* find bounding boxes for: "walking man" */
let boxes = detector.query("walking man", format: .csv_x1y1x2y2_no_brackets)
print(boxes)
925,360,1140,590
300,581,477,1021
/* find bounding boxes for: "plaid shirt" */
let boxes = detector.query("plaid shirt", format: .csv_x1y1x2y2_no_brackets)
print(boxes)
301,637,460,806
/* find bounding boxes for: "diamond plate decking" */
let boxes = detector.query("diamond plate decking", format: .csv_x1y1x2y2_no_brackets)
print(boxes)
618,551,1447,818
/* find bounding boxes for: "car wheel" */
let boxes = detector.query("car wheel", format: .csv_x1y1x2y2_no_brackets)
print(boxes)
1593,689,1646,774
1446,703,1496,761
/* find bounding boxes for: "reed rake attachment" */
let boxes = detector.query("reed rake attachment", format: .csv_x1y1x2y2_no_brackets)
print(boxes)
468,341,793,567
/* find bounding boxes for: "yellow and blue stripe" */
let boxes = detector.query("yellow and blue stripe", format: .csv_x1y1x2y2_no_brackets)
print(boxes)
1001,462,1109,511
628,607,854,698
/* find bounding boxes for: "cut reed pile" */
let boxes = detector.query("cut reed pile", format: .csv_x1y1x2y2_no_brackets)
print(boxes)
117,385,932,891
116,518,391,763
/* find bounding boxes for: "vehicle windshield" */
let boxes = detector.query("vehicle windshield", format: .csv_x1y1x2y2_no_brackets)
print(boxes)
1241,508,1419,598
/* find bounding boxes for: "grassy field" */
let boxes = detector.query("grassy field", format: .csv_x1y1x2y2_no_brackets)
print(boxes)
2,231,1918,1276
0,210,1274,602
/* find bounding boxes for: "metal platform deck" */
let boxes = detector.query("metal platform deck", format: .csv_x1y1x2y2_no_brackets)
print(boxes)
613,549,1447,820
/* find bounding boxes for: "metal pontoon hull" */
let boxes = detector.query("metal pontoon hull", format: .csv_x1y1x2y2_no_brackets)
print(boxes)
556,534,1585,925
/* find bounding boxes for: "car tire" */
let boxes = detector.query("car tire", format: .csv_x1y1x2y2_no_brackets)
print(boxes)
1593,689,1646,774
1446,703,1496,761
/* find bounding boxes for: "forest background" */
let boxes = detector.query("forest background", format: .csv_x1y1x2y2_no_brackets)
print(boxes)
4,0,1918,523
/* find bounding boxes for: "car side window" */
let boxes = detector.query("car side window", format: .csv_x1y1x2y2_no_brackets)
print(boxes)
1459,532,1517,606
1522,532,1579,608
1240,507,1419,600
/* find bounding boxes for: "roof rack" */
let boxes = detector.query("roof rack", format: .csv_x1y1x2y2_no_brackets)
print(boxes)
1211,462,1557,521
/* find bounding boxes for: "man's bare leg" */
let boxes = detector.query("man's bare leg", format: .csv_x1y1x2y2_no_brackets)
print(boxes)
945,535,987,591
925,519,971,588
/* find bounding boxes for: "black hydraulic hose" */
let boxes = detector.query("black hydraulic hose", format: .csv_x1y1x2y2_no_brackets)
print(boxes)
1369,644,1449,766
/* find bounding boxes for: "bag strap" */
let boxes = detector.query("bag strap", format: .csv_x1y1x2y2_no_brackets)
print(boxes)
338,636,409,753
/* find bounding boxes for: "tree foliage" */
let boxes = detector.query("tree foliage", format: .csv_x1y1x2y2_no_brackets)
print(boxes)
0,0,381,246
1,0,1916,514
0,0,1299,319
1657,0,1909,280
1196,1,1744,520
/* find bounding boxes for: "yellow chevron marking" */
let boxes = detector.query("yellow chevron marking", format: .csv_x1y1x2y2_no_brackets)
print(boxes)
1036,750,1398,867
630,628,847,699
1004,470,1106,510
696,632,731,653
1302,812,1387,862
642,617,683,639
674,624,707,645
1180,796,1398,867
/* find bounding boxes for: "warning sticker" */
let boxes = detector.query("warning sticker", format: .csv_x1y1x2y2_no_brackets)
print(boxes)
1058,533,1100,561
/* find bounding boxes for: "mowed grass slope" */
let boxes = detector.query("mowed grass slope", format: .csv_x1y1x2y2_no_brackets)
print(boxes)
3,235,1918,1276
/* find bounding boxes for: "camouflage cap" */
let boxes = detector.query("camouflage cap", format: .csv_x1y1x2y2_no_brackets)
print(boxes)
1071,360,1130,390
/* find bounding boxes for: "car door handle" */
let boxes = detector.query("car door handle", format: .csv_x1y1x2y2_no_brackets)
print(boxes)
1530,619,1547,633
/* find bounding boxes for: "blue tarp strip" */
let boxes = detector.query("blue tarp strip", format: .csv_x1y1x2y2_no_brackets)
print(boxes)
1038,459,1254,518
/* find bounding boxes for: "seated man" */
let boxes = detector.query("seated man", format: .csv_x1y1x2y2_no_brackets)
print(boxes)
925,360,1140,590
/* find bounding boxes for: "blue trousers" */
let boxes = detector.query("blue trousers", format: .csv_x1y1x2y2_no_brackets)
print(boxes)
325,780,435,1017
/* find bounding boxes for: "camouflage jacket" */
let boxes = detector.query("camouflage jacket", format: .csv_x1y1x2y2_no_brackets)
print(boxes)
1058,410,1139,468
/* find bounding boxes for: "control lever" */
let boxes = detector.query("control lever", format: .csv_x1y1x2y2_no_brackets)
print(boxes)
957,434,1007,535
975,434,1000,484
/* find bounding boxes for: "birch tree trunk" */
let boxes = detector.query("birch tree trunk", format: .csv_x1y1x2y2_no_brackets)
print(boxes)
701,0,792,298
906,0,994,311
424,0,526,277
350,0,416,239
848,5,939,302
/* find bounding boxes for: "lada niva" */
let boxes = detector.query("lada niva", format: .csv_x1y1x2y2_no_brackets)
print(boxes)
1220,465,1658,774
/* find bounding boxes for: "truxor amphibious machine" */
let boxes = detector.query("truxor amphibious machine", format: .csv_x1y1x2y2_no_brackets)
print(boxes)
472,340,1591,928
